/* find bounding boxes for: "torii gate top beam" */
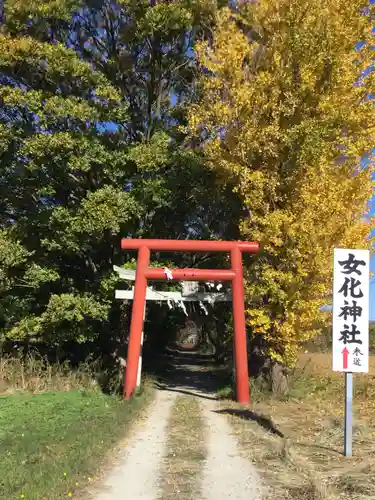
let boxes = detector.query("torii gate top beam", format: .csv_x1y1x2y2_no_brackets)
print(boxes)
121,238,259,254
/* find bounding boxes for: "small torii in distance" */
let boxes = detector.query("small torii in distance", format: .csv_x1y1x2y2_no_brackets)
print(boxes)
114,264,231,389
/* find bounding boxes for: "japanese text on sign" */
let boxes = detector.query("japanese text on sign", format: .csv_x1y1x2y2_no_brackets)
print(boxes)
332,249,369,373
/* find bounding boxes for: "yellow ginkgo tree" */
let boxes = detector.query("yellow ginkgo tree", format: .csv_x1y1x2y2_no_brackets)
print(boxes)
186,0,375,386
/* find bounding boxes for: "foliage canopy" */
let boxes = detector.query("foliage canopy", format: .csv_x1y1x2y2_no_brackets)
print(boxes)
187,0,375,364
1,0,374,370
0,0,238,351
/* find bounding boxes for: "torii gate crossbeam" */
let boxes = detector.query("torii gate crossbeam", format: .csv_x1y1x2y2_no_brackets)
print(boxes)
120,239,260,404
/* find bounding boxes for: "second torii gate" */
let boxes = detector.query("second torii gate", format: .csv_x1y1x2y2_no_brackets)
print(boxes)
120,238,260,404
114,267,233,390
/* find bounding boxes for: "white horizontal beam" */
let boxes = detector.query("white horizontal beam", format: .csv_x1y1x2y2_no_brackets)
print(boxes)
113,265,136,281
115,288,231,302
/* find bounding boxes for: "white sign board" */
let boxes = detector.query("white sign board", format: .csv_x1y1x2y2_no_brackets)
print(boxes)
332,248,369,373
182,281,199,296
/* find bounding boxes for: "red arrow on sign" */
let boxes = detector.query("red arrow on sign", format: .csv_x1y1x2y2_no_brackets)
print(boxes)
342,347,349,369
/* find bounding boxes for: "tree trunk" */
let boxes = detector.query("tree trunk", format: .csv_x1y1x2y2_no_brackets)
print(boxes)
270,361,289,395
248,334,289,395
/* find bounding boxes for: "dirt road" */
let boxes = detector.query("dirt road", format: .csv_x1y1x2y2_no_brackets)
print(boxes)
90,351,263,500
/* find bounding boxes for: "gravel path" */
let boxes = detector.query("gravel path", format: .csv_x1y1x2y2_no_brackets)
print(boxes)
90,348,264,500
92,390,176,500
201,399,263,500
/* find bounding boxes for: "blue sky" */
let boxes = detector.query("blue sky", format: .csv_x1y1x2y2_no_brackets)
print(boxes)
370,264,375,320
367,174,375,320
370,243,375,320
361,153,375,320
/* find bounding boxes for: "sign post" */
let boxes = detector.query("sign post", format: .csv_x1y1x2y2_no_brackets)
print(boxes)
332,248,370,457
344,372,353,457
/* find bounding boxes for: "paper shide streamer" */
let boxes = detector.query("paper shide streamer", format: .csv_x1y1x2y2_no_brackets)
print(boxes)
164,267,173,280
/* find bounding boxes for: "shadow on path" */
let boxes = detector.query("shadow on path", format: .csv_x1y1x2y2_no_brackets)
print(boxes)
215,408,284,437
154,382,218,401
153,347,231,401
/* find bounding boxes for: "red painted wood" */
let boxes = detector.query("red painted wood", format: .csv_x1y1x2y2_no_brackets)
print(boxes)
124,246,149,399
231,247,250,404
144,268,236,281
121,238,259,253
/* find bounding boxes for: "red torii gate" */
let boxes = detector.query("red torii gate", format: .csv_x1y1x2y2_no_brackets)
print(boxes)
121,239,260,404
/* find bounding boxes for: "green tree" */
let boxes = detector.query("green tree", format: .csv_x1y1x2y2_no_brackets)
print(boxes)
0,0,239,358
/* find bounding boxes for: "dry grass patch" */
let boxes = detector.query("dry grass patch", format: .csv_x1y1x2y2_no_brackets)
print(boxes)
221,353,375,500
159,395,206,500
0,353,99,393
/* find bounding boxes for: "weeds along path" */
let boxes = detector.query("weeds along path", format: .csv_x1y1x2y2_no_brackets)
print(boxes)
157,393,264,500
157,395,206,500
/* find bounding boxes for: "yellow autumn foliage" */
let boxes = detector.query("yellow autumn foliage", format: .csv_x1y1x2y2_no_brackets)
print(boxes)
186,0,375,366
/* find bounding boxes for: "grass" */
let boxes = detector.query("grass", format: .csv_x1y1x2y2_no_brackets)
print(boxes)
220,352,375,500
0,387,153,500
0,353,100,394
0,353,153,500
158,395,206,500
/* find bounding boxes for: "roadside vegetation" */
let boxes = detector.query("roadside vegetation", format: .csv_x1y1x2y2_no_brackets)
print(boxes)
219,352,375,500
0,354,153,500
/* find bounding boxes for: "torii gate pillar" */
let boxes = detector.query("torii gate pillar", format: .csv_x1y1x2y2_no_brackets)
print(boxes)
120,239,260,404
